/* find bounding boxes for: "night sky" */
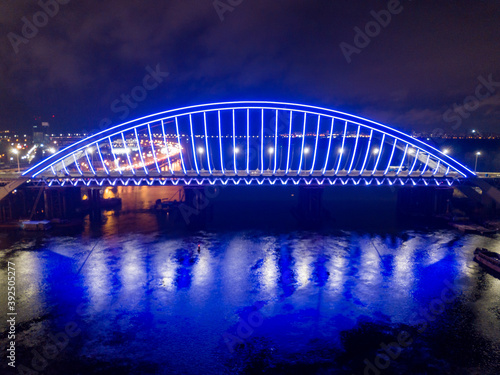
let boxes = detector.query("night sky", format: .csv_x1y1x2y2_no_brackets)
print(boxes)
1,0,499,135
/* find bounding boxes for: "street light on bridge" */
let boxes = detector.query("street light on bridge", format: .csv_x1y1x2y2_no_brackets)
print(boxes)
303,147,310,170
197,147,205,170
475,151,481,173
268,147,274,170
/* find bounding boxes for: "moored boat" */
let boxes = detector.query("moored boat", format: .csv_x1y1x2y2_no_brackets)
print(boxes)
21,220,52,231
474,248,500,274
450,223,497,235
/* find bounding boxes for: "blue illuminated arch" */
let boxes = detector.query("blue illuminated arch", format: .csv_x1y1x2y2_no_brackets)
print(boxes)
23,101,475,180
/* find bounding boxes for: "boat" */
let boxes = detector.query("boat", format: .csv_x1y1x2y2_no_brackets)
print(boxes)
152,199,181,213
21,220,52,231
450,223,497,235
474,248,500,274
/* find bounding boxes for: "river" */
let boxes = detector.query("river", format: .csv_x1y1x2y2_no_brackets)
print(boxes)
1,186,499,374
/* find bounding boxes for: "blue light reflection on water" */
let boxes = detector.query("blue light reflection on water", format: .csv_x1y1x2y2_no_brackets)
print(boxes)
1,219,500,374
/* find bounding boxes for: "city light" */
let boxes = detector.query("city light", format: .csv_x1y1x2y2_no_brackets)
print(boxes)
11,148,20,172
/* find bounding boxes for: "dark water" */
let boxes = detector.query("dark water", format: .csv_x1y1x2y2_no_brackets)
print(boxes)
1,188,500,374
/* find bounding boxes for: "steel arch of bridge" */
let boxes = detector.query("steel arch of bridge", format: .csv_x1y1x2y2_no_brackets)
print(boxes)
23,102,475,185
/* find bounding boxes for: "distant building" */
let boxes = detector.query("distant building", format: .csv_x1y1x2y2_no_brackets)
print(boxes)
33,122,49,145
49,133,87,149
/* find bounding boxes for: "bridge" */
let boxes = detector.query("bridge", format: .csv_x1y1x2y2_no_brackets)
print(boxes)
14,101,474,192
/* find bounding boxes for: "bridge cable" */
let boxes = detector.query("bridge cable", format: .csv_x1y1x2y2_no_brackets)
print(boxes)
260,109,264,174
322,117,335,175
420,154,431,176
286,111,293,174
203,113,212,174
108,137,123,175
396,144,408,176
96,142,109,174
134,128,148,174
347,126,361,174
147,124,161,174
175,117,187,174
218,111,225,173
310,115,321,175
189,115,199,174
273,110,279,174
160,120,173,174
359,129,374,175
371,134,385,176
383,139,397,176
85,149,96,175
297,112,307,174
335,121,348,175
246,109,250,174
233,110,238,174
120,133,135,174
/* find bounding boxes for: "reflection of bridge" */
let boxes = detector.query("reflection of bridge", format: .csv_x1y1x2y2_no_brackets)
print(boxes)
19,102,474,190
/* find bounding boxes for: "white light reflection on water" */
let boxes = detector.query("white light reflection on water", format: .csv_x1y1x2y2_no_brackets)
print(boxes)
259,240,279,299
424,230,455,266
83,245,111,313
222,237,252,306
119,238,147,308
293,239,313,290
2,227,500,374
325,237,349,296
156,239,182,292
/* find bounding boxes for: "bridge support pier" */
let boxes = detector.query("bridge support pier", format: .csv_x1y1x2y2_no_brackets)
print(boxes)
296,186,324,227
88,188,102,223
44,187,82,220
181,186,213,229
397,186,452,218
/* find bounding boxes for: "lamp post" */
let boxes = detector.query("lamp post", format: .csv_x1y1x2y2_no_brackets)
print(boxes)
475,151,481,173
197,147,205,171
279,145,284,172
11,149,20,173
234,147,240,173
304,147,310,171
371,147,379,167
268,147,274,170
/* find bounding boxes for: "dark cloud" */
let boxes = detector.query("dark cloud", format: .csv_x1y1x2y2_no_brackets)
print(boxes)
0,0,499,134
